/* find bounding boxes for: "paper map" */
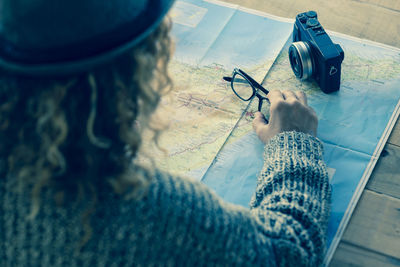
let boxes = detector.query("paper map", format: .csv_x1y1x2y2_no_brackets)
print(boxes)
140,0,400,264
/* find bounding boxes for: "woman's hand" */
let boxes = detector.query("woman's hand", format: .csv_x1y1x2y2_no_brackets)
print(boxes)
252,90,318,144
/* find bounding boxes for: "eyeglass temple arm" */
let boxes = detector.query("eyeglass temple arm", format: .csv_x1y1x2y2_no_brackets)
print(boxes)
239,70,269,95
258,99,263,111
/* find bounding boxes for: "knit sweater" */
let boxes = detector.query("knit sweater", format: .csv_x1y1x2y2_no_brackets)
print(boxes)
0,131,331,266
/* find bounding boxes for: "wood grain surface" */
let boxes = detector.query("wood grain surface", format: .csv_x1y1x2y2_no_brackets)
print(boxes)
220,0,400,266
330,242,400,267
224,0,400,47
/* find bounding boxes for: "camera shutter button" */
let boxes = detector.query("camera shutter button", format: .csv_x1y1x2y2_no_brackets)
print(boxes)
306,18,319,27
299,15,307,23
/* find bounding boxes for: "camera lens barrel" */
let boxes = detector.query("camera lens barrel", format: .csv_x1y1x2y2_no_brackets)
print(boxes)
289,41,313,80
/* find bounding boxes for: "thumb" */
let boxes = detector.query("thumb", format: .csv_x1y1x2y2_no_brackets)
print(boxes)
253,112,273,144
252,112,268,132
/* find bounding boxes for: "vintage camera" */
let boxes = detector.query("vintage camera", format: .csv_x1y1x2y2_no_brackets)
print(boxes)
288,11,344,93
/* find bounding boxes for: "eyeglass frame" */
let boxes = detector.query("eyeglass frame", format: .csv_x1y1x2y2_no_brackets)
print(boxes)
223,68,270,112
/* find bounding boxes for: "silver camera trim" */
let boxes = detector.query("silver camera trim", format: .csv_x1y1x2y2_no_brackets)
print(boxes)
290,41,313,80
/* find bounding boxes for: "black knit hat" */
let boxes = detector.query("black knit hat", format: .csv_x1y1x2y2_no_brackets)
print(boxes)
0,0,175,75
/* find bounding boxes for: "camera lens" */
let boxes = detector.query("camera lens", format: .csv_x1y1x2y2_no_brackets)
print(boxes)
288,41,313,80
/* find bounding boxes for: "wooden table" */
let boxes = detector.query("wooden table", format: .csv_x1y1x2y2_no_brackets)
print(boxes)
222,0,400,266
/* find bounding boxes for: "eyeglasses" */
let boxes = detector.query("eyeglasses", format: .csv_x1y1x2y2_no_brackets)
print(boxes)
223,68,270,112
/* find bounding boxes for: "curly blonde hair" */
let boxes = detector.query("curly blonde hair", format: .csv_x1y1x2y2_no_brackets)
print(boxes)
0,17,173,231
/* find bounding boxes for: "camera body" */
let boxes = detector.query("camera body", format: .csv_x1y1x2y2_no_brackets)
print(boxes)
289,11,344,93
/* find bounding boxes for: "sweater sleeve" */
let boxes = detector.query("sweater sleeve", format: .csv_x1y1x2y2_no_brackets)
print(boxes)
250,131,331,266
0,131,331,266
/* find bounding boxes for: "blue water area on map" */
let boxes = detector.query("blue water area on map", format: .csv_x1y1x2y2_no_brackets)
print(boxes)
201,129,373,247
172,0,293,73
313,79,400,156
333,35,399,61
172,1,236,64
201,131,264,205
200,10,293,71
323,143,372,245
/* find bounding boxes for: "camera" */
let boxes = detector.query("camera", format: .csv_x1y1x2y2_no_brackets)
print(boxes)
288,11,344,93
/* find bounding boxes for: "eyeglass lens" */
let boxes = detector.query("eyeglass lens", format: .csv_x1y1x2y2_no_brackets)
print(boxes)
232,73,254,101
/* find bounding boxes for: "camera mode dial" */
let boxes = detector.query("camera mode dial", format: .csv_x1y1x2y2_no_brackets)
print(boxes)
306,11,317,18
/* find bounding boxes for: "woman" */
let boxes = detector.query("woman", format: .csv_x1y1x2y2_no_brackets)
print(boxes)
0,0,331,266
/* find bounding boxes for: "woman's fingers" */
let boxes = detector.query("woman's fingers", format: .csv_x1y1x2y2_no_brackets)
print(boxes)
254,89,317,144
267,90,284,103
282,90,298,101
252,112,268,131
273,90,307,105
252,111,271,144
295,90,307,105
